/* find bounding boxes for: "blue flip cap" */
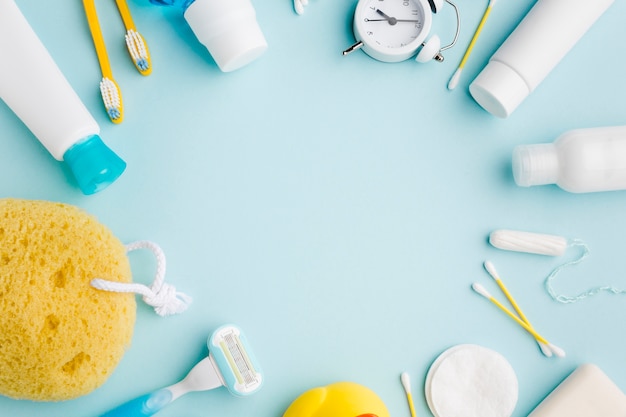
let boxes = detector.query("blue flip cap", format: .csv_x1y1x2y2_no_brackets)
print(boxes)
63,135,126,195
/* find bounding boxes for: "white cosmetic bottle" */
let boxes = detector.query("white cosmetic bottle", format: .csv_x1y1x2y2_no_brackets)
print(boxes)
0,0,126,194
148,0,268,72
469,0,615,118
513,126,626,193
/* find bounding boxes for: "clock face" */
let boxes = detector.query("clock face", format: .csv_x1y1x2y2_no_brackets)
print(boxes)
354,0,431,62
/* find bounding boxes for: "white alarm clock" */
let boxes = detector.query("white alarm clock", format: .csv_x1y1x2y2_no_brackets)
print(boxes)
343,0,459,63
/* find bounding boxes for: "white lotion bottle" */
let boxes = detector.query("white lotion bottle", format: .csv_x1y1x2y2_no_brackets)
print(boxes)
469,0,615,118
0,0,125,194
513,126,626,193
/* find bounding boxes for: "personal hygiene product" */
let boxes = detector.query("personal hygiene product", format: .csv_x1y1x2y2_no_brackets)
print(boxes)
527,364,626,417
0,0,126,195
115,0,152,75
469,0,614,118
447,0,497,90
475,261,564,358
489,229,626,303
0,199,135,401
99,324,262,417
513,125,626,193
425,344,518,417
490,229,568,257
0,199,191,401
148,0,267,72
400,372,418,417
83,0,125,124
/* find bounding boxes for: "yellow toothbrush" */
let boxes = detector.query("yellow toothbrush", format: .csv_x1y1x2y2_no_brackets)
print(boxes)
447,0,497,90
83,0,124,124
115,0,152,75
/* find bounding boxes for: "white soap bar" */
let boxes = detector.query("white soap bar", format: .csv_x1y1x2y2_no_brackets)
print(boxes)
527,364,626,417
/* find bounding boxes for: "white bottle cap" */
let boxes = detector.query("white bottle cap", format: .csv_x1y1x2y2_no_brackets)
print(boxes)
512,143,558,187
184,0,268,72
469,61,530,118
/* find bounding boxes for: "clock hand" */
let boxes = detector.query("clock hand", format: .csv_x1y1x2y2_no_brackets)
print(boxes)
375,8,393,19
365,18,421,22
371,10,419,24
375,8,397,25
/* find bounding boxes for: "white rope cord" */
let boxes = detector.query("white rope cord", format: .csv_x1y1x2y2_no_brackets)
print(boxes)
91,240,192,316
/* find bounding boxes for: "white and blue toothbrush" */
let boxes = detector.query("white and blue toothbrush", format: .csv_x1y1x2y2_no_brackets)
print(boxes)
99,324,263,417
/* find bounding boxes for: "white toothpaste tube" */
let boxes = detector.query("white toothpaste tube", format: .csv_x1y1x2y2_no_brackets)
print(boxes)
469,0,615,118
0,0,125,194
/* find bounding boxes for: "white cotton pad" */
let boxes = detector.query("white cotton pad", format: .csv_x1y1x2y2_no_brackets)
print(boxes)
528,364,626,417
425,344,518,417
489,229,568,256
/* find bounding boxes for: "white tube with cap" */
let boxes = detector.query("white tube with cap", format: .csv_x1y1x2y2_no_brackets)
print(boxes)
469,0,615,118
0,0,125,194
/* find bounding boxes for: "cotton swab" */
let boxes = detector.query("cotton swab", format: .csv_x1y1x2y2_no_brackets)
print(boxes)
400,372,417,417
483,261,553,357
294,0,308,14
447,0,497,90
472,283,566,358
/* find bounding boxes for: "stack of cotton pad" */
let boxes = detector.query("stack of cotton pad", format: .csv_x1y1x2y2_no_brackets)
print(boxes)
425,344,518,417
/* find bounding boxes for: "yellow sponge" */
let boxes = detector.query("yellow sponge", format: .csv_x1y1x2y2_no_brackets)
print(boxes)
0,199,136,401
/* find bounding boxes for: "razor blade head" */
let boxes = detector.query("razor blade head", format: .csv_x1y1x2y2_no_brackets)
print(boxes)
209,324,263,396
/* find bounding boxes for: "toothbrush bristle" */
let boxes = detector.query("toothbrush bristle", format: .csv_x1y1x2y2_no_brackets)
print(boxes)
125,29,151,74
99,77,122,122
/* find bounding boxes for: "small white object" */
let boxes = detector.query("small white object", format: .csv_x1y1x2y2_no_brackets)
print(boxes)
528,364,626,417
512,126,626,193
471,282,491,299
489,229,568,256
415,35,441,63
401,372,412,394
545,343,566,358
183,0,268,72
425,344,518,417
294,0,304,14
447,67,462,90
469,0,615,118
294,0,308,14
483,260,501,280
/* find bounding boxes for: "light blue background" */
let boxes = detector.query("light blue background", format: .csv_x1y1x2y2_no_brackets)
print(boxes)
1,0,626,416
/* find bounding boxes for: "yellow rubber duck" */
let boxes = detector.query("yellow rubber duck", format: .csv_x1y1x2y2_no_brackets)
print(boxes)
283,382,390,417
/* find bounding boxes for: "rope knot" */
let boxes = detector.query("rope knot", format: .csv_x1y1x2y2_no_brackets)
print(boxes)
91,240,192,317
142,282,192,317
